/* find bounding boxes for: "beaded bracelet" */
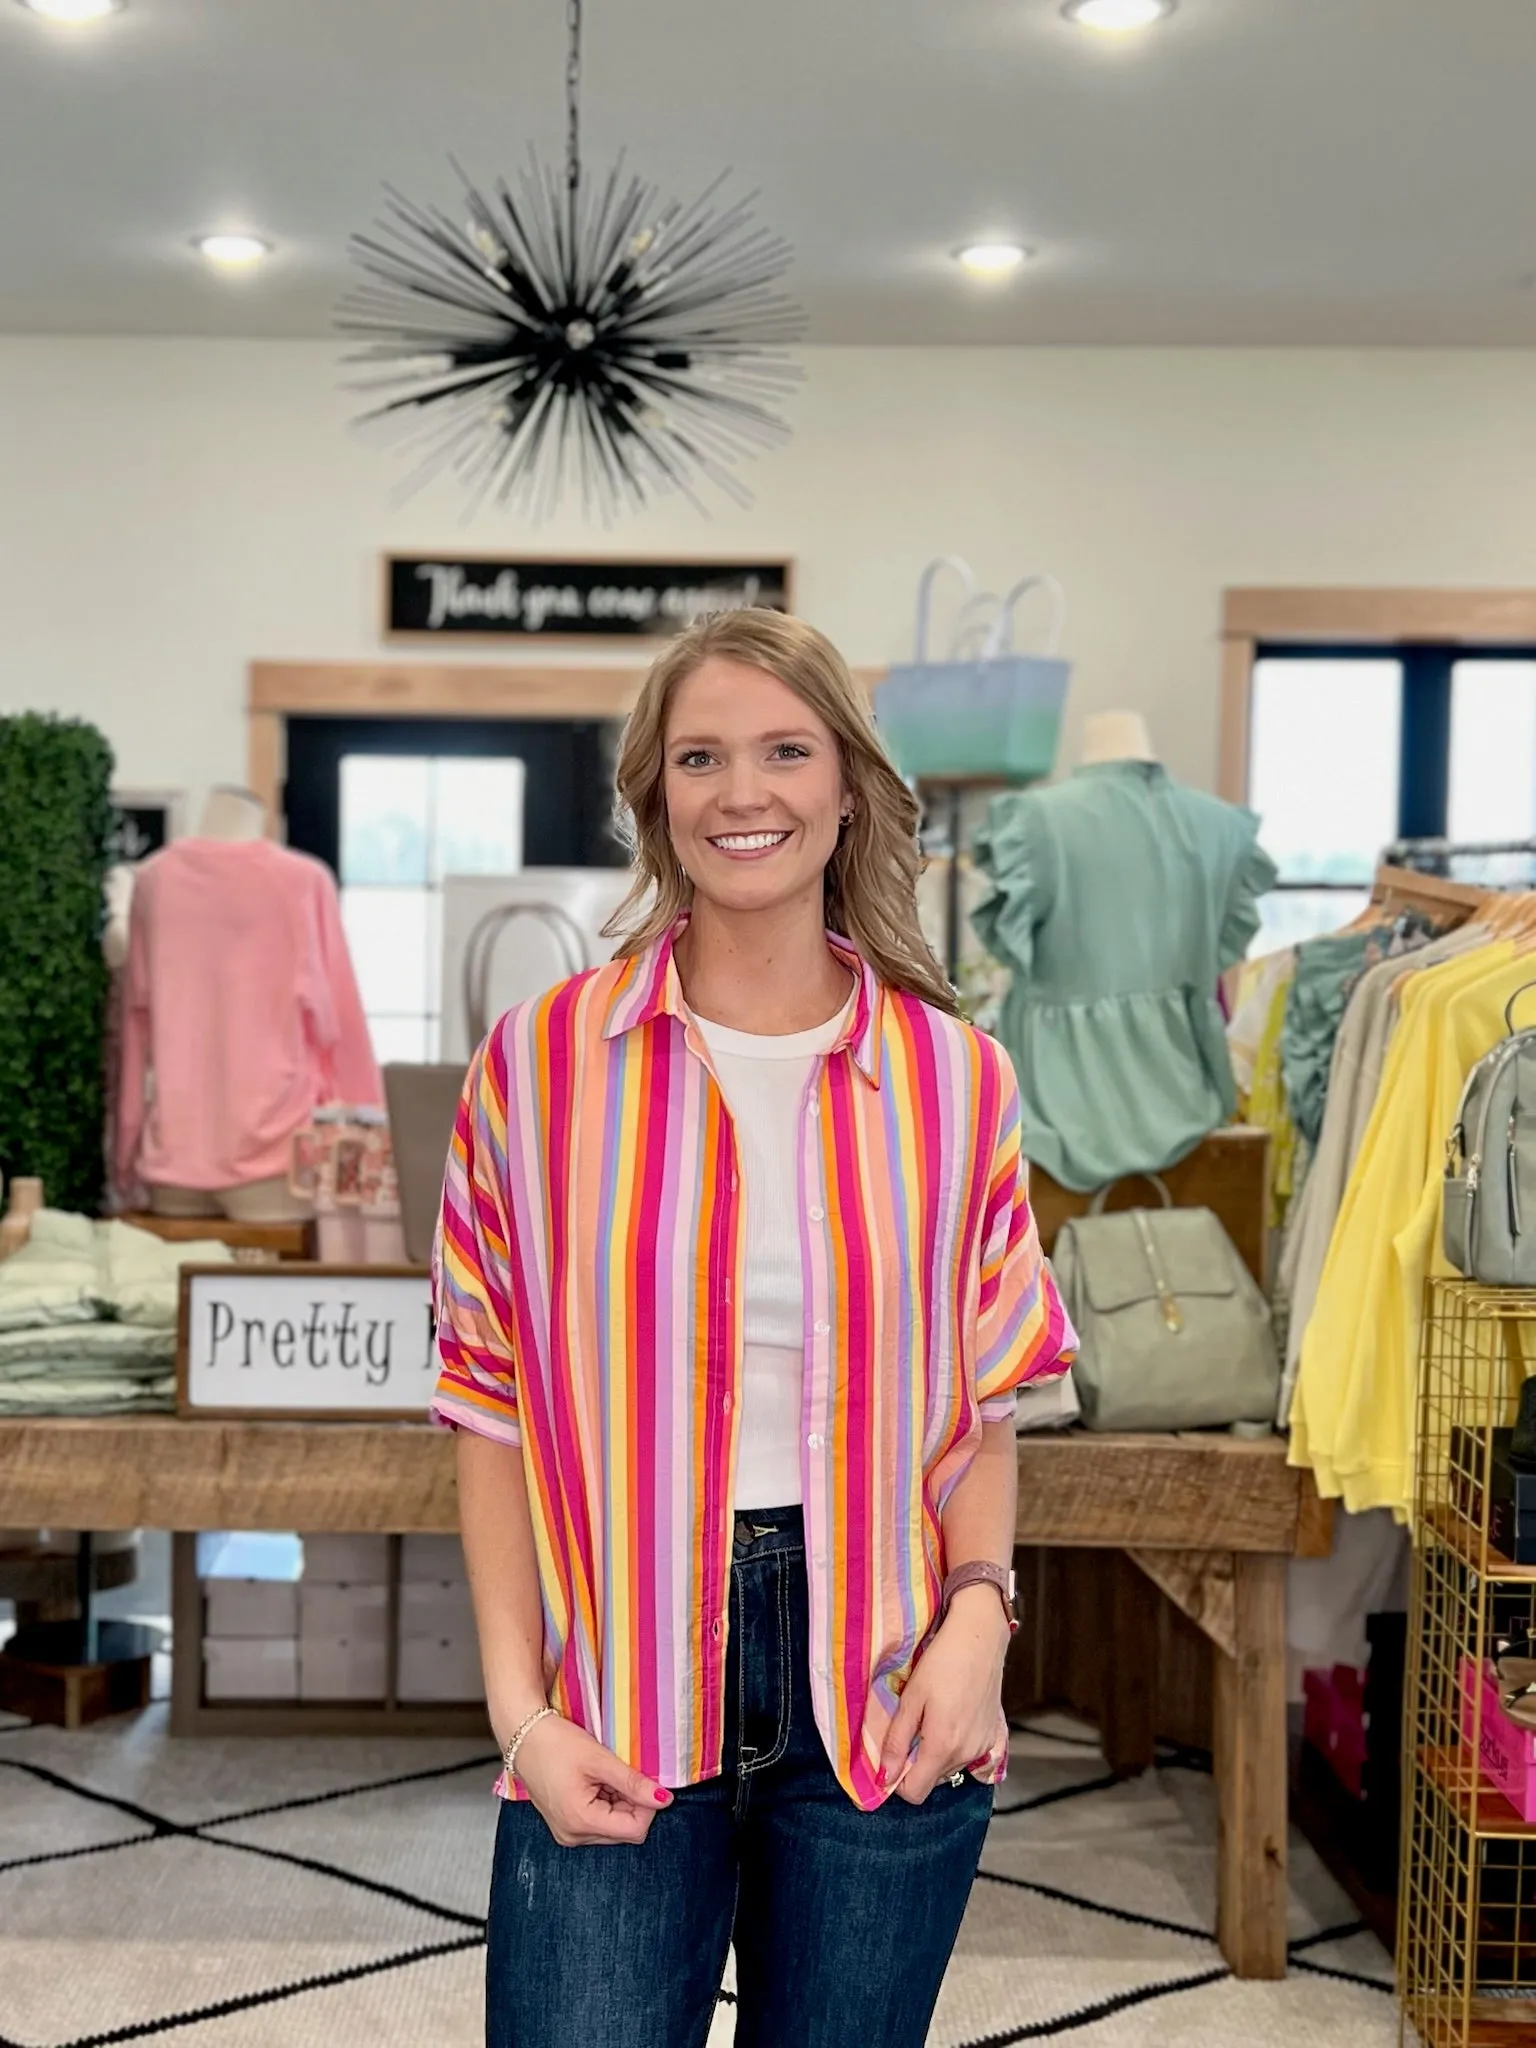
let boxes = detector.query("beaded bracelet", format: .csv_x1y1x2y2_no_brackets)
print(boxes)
502,1704,559,1782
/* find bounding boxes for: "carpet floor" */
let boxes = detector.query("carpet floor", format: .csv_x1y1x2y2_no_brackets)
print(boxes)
0,1705,1400,2047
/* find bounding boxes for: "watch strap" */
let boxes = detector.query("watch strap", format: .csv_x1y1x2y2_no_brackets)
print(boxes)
941,1560,1019,1634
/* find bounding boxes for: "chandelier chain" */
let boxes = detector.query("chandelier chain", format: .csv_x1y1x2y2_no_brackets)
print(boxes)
566,0,582,201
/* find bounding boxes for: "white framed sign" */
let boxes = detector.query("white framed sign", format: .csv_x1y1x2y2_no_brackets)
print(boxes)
176,1265,435,1420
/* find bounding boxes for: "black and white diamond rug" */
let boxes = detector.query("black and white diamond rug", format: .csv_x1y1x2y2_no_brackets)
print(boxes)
0,1708,1397,2047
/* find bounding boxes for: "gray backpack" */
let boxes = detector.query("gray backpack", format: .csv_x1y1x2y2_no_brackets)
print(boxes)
1444,983,1536,1286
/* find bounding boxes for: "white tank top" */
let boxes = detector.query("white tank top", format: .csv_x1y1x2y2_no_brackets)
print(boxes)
694,995,852,1511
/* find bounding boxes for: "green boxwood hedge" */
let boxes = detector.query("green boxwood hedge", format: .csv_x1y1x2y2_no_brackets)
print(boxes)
0,714,114,1214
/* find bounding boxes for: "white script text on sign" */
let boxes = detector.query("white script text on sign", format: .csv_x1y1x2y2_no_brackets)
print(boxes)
178,1267,435,1418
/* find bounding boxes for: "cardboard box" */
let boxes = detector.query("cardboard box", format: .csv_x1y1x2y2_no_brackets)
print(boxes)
203,1579,300,1639
299,1581,390,1640
299,1635,390,1702
204,1637,299,1701
400,1534,467,1583
398,1579,476,1635
301,1534,392,1583
397,1635,484,1703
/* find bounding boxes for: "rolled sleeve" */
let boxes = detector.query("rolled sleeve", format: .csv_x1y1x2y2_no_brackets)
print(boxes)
430,1037,522,1447
974,1054,1077,1417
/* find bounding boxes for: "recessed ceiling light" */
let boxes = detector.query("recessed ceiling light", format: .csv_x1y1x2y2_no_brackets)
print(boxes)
16,0,124,19
1062,0,1176,31
955,242,1032,278
194,233,273,270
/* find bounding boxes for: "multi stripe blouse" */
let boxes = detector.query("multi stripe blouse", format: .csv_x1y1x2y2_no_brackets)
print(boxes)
431,923,1075,1811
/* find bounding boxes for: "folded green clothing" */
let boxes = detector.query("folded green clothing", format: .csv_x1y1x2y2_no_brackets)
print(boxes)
0,1209,98,1330
0,1357,171,1383
0,1209,234,1333
0,1322,175,1369
0,1373,176,1414
100,1218,234,1326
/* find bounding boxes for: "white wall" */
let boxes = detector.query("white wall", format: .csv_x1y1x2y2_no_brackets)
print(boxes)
4,339,1536,812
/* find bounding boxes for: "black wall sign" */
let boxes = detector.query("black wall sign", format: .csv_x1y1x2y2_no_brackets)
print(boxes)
109,793,180,863
386,556,793,640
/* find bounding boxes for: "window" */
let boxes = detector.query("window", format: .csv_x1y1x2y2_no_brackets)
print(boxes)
282,714,627,1070
1448,660,1536,845
1247,656,1399,955
1245,646,1536,951
339,755,526,1063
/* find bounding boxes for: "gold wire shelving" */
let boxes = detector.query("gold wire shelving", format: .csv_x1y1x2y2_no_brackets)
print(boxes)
1402,1279,1536,2046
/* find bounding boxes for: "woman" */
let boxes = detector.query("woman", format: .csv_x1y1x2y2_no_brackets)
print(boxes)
433,608,1074,2048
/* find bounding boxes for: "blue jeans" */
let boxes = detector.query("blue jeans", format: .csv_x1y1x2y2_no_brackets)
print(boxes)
486,1506,993,2047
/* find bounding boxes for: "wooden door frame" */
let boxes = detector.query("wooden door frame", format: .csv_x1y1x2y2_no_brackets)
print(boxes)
248,659,648,828
1218,589,1536,804
247,658,885,829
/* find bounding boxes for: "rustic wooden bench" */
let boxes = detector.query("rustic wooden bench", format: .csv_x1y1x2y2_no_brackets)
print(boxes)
0,1414,1322,1978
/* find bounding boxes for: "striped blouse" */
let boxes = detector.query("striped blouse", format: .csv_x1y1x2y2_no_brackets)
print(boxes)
431,923,1075,1811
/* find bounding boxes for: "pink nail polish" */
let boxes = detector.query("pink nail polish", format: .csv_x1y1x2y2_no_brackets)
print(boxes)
654,1787,672,1806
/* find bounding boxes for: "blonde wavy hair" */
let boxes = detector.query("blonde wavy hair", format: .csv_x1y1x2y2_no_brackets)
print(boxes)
603,608,958,1017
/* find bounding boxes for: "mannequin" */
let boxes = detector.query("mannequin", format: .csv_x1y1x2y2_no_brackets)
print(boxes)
1078,711,1159,767
196,785,267,842
973,708,1275,1192
103,790,265,971
102,864,134,973
143,784,313,1225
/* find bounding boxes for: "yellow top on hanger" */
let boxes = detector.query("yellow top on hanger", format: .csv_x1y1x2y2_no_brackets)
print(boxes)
1288,940,1533,1519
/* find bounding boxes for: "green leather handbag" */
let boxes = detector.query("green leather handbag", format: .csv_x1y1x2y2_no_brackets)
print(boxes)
1052,1177,1279,1433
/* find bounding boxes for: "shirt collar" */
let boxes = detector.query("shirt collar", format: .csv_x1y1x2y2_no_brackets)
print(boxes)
603,917,884,1087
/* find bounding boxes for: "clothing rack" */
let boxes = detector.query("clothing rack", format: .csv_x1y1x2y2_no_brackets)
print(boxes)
917,775,1015,985
1381,835,1536,871
1372,837,1536,924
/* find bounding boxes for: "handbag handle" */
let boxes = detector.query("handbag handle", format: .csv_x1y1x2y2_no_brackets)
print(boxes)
911,558,1067,662
1507,981,1536,1036
950,589,1006,658
1087,1172,1174,1217
984,573,1068,658
463,900,589,1045
912,556,978,662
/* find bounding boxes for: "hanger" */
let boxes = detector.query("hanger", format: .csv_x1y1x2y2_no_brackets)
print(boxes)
1369,863,1487,928
1486,891,1536,949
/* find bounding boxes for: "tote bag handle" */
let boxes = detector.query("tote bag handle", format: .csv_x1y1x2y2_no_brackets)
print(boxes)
1087,1172,1174,1217
985,574,1068,658
912,557,1068,662
912,556,979,662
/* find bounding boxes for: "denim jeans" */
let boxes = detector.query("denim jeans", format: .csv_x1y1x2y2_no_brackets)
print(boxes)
486,1506,994,2048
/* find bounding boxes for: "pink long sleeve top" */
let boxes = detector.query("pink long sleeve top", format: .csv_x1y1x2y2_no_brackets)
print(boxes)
116,839,382,1192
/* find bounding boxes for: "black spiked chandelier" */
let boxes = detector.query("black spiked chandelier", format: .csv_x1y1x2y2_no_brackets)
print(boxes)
339,0,804,519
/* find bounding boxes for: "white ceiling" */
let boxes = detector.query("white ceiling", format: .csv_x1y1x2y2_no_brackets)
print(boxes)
3,0,1536,344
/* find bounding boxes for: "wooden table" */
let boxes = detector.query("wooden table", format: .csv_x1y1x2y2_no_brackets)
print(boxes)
0,1416,1323,1980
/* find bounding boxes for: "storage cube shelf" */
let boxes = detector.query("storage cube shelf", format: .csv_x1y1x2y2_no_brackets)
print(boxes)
1400,1281,1536,2047
298,1581,391,1638
172,1530,490,1737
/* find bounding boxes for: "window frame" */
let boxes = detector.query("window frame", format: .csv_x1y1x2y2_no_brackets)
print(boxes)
1219,589,1536,804
1220,592,1536,919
